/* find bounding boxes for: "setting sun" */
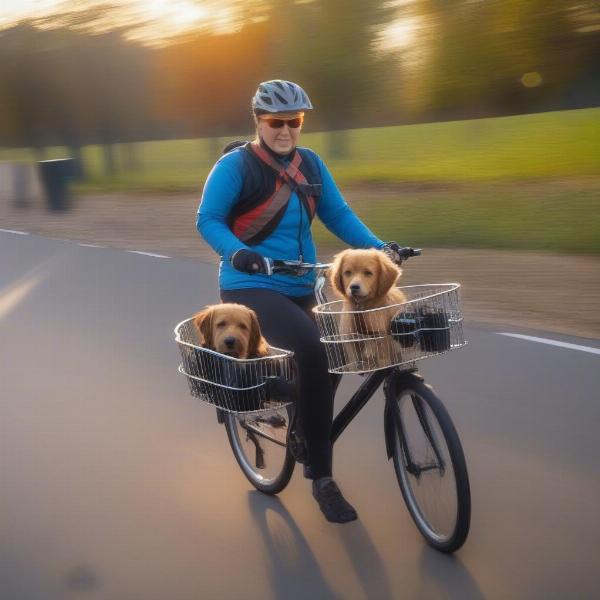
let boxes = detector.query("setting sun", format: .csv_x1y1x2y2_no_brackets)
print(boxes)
149,0,209,28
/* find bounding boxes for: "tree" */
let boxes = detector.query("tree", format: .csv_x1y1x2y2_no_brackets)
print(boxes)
0,18,155,176
157,20,274,151
396,0,600,120
269,0,396,157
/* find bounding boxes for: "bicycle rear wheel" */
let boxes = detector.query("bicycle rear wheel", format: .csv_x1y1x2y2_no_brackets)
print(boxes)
224,406,295,495
388,375,470,553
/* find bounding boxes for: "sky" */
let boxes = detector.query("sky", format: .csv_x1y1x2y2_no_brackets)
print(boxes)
0,0,417,47
1,0,63,25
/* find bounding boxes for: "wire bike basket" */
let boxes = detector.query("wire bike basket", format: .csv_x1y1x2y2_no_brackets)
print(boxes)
175,318,297,414
313,283,467,374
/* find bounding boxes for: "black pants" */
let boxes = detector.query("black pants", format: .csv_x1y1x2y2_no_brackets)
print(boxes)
221,288,334,478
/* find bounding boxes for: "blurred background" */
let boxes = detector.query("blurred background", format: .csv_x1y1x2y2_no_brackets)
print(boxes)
1,0,599,333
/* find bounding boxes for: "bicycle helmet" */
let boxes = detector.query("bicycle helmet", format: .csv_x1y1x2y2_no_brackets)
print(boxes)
252,80,313,114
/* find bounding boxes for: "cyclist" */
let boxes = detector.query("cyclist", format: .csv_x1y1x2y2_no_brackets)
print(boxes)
197,79,404,523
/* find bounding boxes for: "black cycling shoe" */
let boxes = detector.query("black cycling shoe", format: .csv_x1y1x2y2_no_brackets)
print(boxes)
312,477,358,523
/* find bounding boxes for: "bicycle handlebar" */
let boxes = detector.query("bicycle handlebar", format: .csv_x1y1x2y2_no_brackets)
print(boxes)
267,259,331,277
399,247,422,260
267,248,421,277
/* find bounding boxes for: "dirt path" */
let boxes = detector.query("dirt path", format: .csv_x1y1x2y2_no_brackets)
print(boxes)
2,191,599,339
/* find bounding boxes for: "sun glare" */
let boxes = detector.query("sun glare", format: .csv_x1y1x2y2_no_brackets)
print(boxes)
0,0,60,25
381,17,418,50
149,0,208,27
1,0,214,39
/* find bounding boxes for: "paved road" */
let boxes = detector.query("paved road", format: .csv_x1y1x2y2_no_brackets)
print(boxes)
1,231,599,600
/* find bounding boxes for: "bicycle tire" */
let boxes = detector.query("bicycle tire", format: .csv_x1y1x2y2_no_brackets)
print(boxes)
224,409,295,495
388,374,470,553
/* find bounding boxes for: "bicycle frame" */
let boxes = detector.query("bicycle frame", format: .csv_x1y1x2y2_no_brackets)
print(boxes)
234,261,447,471
330,367,393,443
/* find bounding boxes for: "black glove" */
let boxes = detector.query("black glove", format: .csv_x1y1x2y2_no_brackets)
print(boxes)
231,249,272,275
381,242,419,264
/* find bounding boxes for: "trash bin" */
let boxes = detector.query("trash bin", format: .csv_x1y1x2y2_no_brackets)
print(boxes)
38,158,76,212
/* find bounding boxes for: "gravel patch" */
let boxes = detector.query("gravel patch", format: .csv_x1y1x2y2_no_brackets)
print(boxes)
2,191,598,339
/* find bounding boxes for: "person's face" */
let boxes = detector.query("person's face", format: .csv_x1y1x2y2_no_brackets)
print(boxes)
256,112,304,155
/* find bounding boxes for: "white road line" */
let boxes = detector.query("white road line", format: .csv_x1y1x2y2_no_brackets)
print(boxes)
0,228,29,235
127,250,170,259
77,243,104,248
498,333,600,355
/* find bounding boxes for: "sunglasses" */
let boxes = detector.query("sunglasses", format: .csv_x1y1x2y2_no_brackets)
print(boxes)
259,116,304,129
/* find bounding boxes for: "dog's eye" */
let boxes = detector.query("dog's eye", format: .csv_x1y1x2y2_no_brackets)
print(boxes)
216,321,226,328
343,270,352,277
238,323,248,330
364,270,373,277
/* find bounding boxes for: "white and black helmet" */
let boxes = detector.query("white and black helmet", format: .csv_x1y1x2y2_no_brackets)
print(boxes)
252,80,313,114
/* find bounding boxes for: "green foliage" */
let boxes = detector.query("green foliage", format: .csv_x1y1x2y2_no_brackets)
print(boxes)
1,0,599,157
400,0,600,118
311,181,600,254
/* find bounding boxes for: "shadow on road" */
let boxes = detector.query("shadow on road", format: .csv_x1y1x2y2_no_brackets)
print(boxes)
247,491,337,600
418,545,485,599
336,521,395,600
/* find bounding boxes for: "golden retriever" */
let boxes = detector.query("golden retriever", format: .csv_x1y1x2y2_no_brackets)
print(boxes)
193,303,269,359
329,249,406,367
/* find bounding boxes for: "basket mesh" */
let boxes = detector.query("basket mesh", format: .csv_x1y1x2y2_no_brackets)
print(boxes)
313,283,466,374
175,318,296,413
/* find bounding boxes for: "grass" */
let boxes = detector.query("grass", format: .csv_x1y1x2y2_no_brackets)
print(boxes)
311,180,600,254
2,107,599,253
2,107,599,190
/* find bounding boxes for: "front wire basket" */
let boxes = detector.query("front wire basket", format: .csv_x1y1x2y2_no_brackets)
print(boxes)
313,283,467,374
175,318,297,414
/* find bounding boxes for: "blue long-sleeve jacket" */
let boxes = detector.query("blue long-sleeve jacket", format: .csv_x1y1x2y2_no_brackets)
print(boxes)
197,146,385,296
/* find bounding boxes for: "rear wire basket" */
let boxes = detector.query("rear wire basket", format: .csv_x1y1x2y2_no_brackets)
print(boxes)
175,318,297,414
313,283,467,374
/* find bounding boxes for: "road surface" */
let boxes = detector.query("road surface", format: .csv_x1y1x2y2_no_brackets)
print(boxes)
1,231,599,599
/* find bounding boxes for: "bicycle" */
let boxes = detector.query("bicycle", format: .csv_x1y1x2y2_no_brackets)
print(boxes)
175,252,471,553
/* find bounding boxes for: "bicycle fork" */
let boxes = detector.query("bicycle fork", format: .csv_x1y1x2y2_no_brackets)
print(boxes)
384,371,447,477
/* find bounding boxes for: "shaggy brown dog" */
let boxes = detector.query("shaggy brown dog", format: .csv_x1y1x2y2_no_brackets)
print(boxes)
193,303,269,358
330,249,406,367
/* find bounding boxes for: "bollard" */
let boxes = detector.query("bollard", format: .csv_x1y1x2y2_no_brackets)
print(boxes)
13,163,29,208
38,158,76,212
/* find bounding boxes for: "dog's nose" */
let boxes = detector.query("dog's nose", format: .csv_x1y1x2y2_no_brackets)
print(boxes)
224,336,236,348
350,284,361,293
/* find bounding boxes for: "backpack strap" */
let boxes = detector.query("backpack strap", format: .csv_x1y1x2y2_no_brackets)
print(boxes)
223,140,248,154
248,142,320,220
227,142,322,246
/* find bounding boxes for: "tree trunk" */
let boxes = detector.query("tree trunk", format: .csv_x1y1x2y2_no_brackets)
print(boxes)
102,143,117,176
69,145,86,180
124,143,139,171
327,129,350,159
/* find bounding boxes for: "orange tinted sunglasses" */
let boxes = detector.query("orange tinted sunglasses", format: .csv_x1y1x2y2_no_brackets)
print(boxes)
259,116,304,129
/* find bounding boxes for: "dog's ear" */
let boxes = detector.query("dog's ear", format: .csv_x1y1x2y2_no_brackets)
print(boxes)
330,250,349,297
377,253,401,297
248,309,269,357
255,335,270,357
193,306,214,348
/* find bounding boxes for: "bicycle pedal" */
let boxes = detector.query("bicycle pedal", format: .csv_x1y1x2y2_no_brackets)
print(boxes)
257,414,287,428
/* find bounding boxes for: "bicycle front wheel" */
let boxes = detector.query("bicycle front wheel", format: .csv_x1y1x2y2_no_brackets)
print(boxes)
224,406,295,495
388,375,470,553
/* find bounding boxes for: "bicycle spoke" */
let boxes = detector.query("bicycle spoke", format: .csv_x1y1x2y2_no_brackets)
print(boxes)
225,408,295,492
392,388,462,546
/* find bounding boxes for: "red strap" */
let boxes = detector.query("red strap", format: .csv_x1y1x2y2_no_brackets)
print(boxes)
232,180,284,239
249,142,316,218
